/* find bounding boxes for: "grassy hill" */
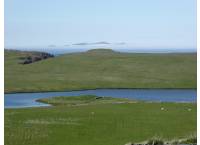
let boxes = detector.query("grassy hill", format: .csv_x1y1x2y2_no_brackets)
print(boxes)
4,49,197,93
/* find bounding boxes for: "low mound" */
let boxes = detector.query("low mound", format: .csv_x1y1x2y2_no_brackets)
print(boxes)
36,95,134,106
86,48,118,54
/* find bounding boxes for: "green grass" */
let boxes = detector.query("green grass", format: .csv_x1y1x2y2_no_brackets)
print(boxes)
36,95,136,106
4,49,197,93
5,96,196,145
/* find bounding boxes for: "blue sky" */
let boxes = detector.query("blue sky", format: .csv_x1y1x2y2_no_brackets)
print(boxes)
5,0,196,49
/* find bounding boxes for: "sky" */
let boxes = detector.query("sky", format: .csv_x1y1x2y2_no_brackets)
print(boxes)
5,0,197,50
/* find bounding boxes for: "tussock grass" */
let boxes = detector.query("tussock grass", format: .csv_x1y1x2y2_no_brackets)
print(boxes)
147,137,164,145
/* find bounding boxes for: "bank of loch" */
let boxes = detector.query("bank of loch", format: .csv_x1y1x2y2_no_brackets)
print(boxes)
5,89,197,108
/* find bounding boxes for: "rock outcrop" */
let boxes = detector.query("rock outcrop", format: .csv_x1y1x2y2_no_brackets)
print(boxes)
19,52,54,64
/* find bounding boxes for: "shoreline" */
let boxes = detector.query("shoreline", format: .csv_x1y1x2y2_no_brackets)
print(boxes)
4,87,197,94
5,96,197,109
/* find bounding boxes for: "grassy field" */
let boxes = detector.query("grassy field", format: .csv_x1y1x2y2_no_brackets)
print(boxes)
5,96,196,145
5,49,197,93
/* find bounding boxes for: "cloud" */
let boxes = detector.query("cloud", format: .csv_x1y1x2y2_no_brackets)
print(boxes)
72,43,90,46
115,42,126,45
92,41,111,45
48,45,56,47
72,41,111,46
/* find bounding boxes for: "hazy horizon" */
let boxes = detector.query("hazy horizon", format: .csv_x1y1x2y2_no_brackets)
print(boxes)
5,47,197,55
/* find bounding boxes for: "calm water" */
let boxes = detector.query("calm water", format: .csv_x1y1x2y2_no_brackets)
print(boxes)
4,89,196,108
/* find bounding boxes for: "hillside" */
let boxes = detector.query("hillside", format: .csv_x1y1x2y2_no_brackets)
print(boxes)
4,49,197,93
